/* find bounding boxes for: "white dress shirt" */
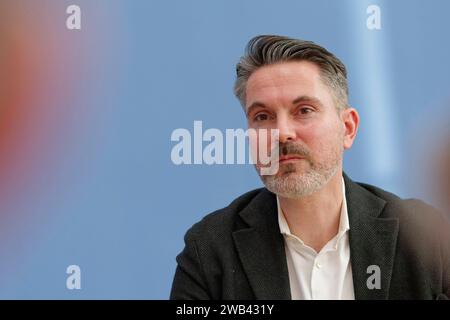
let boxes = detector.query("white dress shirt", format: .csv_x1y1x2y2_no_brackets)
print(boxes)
277,178,355,300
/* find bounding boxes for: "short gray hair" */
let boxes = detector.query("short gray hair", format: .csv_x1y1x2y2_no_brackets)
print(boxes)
234,35,349,110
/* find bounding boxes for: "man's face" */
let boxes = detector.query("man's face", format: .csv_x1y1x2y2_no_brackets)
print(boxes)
245,61,352,198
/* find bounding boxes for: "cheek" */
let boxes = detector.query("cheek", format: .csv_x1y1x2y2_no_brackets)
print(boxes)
300,123,344,156
296,122,325,145
249,129,278,164
251,129,273,148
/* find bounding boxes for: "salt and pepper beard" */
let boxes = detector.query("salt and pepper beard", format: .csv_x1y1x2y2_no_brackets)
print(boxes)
257,140,344,199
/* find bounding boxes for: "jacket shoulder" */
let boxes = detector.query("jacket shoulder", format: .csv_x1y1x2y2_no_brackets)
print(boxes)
356,181,449,230
185,188,264,240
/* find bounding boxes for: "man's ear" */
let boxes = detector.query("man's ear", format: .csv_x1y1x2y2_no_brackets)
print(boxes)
341,107,360,150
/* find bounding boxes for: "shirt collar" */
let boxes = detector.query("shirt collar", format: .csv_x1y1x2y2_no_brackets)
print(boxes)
277,177,350,237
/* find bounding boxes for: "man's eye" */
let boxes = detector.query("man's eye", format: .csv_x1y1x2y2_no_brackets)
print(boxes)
254,113,269,121
298,107,314,115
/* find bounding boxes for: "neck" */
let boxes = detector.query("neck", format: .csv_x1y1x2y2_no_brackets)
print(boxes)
278,171,344,253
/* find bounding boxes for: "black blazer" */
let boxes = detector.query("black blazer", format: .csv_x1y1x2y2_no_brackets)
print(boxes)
170,174,450,300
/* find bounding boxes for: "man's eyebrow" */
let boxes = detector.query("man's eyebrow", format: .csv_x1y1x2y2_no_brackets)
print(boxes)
246,102,267,117
292,95,324,107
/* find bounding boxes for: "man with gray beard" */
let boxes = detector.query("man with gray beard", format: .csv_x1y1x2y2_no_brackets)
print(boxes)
171,35,450,300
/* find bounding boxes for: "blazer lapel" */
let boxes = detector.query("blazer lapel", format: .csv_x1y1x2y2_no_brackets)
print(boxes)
344,174,399,300
232,189,291,300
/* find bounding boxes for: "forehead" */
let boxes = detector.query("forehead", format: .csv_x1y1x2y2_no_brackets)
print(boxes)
245,61,330,107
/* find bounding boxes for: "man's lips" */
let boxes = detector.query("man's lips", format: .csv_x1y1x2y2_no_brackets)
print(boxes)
278,155,304,163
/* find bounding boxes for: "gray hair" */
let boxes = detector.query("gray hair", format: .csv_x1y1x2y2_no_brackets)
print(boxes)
234,35,349,110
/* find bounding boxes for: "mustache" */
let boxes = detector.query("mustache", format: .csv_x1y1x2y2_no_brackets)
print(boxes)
277,141,311,158
255,141,311,166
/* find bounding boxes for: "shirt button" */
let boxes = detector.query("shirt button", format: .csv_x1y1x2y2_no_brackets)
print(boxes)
315,262,322,269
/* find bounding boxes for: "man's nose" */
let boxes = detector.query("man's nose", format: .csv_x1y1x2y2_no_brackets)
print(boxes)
277,116,296,143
